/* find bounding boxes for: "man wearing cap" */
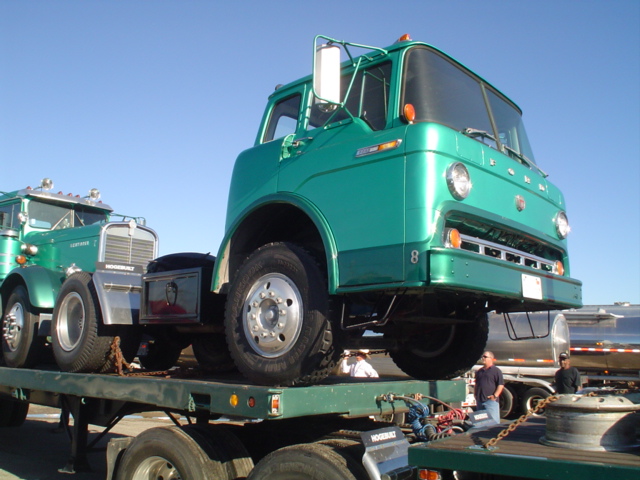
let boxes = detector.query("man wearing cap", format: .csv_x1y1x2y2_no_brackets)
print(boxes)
474,351,503,424
554,352,581,394
340,349,379,378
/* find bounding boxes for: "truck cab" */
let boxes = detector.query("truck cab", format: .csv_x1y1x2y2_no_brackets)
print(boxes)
1,179,158,372
143,34,582,387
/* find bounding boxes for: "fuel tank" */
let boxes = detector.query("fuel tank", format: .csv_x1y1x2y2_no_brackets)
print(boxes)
564,303,640,374
484,311,569,372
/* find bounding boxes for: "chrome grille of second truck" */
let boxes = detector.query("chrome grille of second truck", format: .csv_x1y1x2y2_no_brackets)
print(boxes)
102,225,156,266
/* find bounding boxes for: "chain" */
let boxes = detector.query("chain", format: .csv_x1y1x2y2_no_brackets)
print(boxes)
483,394,559,449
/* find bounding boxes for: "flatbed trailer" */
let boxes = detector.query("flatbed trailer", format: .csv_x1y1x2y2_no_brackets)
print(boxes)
407,417,640,480
0,366,465,479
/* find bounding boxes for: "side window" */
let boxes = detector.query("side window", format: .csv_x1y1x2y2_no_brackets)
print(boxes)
263,94,301,143
308,61,391,131
0,202,20,230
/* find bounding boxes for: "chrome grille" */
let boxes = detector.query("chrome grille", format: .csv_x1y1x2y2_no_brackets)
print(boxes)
101,223,157,266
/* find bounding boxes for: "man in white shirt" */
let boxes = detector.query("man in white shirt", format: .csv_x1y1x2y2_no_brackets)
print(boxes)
341,349,379,378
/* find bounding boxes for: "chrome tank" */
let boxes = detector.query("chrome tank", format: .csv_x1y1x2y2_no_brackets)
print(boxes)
484,311,569,371
564,304,640,374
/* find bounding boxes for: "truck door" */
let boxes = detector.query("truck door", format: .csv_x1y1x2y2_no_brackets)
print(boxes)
278,61,408,288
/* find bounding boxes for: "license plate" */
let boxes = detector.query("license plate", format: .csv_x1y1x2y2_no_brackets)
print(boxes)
522,273,543,300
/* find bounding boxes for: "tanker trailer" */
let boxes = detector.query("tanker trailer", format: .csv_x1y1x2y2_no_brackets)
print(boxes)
564,302,640,383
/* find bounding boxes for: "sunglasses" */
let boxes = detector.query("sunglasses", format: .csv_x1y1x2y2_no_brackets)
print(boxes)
481,355,491,359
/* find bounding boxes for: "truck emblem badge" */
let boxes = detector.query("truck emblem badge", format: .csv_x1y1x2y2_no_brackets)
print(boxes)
165,281,178,306
515,195,526,211
508,168,515,176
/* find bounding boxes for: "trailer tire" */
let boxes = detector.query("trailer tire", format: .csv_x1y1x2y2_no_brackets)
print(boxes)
247,443,361,480
2,285,45,368
0,397,29,427
184,424,254,479
499,385,515,418
521,387,550,416
225,242,339,386
115,426,227,480
388,312,488,380
52,272,115,373
315,439,368,480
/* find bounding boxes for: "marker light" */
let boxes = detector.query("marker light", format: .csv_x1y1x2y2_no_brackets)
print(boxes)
15,255,27,265
403,103,416,124
445,228,462,249
397,33,412,42
555,260,565,276
446,162,471,200
230,394,239,407
418,469,442,480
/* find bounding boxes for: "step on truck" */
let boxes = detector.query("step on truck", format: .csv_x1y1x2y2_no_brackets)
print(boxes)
139,33,582,386
0,179,158,373
0,365,467,479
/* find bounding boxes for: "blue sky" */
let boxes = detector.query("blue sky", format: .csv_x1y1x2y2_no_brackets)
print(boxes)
1,0,638,306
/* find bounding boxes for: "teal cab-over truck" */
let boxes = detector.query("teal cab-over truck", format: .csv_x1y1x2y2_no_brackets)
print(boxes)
139,34,582,387
0,179,158,372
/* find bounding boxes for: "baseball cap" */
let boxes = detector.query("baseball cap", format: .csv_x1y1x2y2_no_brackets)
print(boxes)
559,352,569,360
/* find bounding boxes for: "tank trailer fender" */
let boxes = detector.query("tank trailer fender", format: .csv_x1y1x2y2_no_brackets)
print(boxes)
212,194,339,294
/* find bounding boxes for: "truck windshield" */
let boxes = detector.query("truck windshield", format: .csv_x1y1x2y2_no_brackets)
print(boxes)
27,201,108,230
402,46,536,163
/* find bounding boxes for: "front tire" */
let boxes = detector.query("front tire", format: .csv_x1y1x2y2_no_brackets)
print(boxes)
225,242,339,386
52,272,115,373
2,286,45,368
521,387,550,416
389,313,489,380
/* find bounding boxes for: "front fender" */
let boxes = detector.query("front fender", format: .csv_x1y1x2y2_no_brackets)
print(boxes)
212,193,339,294
0,266,65,310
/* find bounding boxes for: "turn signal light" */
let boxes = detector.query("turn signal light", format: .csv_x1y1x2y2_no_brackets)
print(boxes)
229,394,239,407
445,228,462,249
15,255,27,265
555,260,565,276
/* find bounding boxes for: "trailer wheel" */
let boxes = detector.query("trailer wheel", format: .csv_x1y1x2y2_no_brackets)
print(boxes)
115,426,227,480
225,242,339,386
184,424,254,479
52,272,115,373
0,397,29,427
2,285,45,368
192,333,236,373
388,313,488,380
247,443,361,480
521,387,550,416
499,385,515,418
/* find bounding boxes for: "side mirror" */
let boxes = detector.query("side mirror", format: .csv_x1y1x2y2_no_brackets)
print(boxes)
313,43,341,107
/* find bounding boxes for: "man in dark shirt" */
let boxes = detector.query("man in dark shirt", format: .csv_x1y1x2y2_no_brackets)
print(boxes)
554,352,581,394
474,351,504,424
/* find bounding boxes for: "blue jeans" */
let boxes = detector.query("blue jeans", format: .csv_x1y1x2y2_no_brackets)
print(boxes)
481,399,500,424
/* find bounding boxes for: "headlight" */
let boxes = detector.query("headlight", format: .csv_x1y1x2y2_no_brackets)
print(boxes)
555,211,570,239
446,162,471,200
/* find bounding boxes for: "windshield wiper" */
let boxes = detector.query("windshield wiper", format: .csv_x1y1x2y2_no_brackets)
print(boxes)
462,127,498,144
503,145,548,178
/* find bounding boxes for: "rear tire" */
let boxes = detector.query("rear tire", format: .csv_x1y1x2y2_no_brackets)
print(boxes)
2,286,45,368
192,333,236,373
115,426,227,480
247,443,360,480
225,242,340,386
52,272,114,373
521,387,550,416
499,385,514,418
389,313,488,380
0,397,29,427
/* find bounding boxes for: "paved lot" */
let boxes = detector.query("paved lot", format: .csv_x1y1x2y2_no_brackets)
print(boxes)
0,405,176,480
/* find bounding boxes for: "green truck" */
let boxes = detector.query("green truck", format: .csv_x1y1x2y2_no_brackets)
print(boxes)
0,179,158,373
140,34,582,386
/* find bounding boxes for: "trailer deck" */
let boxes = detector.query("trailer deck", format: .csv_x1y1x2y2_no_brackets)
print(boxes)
408,417,639,480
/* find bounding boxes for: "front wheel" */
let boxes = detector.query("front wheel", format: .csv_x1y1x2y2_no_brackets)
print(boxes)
521,387,550,416
225,242,340,386
388,313,489,380
2,286,45,368
52,272,115,373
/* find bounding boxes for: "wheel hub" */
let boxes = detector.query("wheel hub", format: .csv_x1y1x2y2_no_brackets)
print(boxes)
243,273,303,357
131,456,183,480
2,305,23,351
56,292,85,352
